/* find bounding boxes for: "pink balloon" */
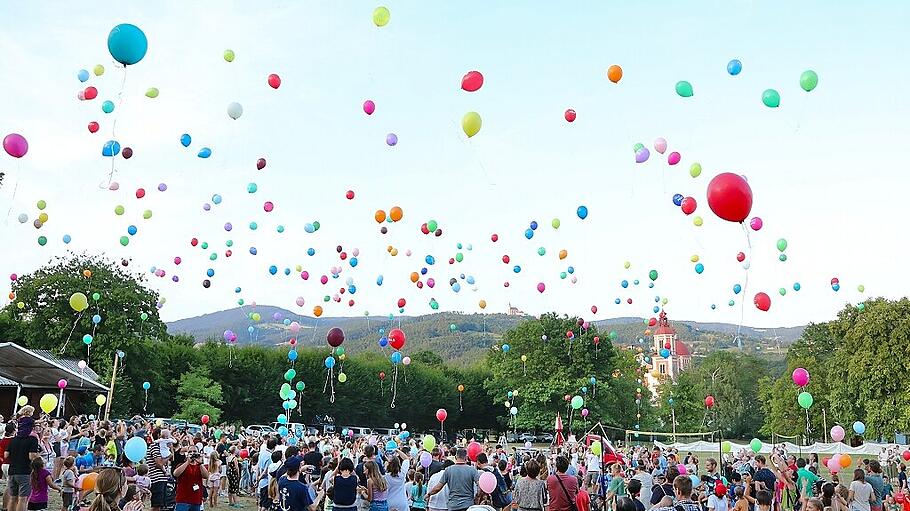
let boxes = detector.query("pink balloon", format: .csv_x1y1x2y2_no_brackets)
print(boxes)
289,321,301,333
581,408,589,417
301,271,309,280
677,463,687,475
667,151,681,165
654,138,668,154
792,367,810,387
827,456,840,474
427,278,435,288
363,100,375,115
478,471,497,494
263,201,274,212
402,356,411,366
831,425,845,442
320,275,328,284
295,297,305,307
749,217,763,231
461,71,484,92
537,282,546,293
58,379,68,389
435,408,448,422
3,133,29,158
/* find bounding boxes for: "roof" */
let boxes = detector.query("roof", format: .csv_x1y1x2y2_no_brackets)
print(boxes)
654,310,676,335
675,341,691,357
0,342,108,392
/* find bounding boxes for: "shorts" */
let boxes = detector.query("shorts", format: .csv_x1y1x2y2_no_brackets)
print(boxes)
53,442,62,457
175,505,203,511
62,493,75,509
259,487,271,508
370,500,389,511
27,502,49,511
151,481,168,508
8,474,32,496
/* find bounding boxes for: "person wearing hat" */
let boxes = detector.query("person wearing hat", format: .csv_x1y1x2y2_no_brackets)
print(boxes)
278,456,326,511
4,407,40,511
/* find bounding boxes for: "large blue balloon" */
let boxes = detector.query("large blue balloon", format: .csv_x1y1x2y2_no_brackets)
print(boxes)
108,24,148,65
102,140,121,157
124,436,148,463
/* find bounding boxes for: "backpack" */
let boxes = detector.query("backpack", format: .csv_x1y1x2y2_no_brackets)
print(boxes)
489,468,512,508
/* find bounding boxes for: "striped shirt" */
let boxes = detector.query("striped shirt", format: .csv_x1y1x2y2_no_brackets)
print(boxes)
146,441,168,483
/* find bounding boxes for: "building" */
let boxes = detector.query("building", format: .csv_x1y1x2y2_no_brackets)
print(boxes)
643,311,692,394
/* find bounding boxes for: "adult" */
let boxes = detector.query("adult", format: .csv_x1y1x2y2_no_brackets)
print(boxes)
303,442,323,471
650,467,679,507
426,461,453,511
427,448,480,511
331,458,360,511
585,450,601,490
258,438,278,511
226,446,241,508
1,422,17,511
5,411,40,511
384,450,411,511
278,457,325,511
821,482,848,511
672,475,701,511
848,469,874,511
427,449,446,479
546,456,578,511
632,462,654,506
866,461,885,511
752,456,777,495
145,428,170,511
173,444,210,511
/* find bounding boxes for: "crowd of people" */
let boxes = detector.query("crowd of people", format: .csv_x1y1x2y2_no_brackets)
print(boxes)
2,409,910,511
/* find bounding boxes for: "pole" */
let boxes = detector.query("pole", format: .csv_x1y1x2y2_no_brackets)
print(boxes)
823,409,828,443
671,408,677,442
104,351,119,421
12,384,21,415
56,388,64,417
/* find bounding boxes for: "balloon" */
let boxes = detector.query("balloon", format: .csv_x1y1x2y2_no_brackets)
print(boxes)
107,24,148,65
145,87,159,98
754,292,771,311
423,434,437,451
338,372,347,383
797,391,813,409
750,438,762,453
680,196,697,215
800,70,819,92
3,133,29,158
39,393,58,414
363,100,375,115
70,292,88,312
478,471,497,493
707,173,753,222
750,217,763,231
227,102,243,120
571,395,583,409
326,327,345,347
462,112,482,138
537,282,546,293
831,425,845,442
722,441,732,453
677,463,688,475
95,394,106,407
142,381,151,390
435,408,448,422
607,65,623,83
81,473,98,492
762,89,781,108
689,162,702,178
565,109,577,122
792,368,810,387
77,69,90,82
467,441,483,461
124,437,148,463
386,133,398,146
635,148,650,163
223,49,235,62
667,152,681,165
853,421,866,435
268,74,281,89
705,395,715,408
372,6,391,27
839,454,852,468
577,205,588,219
58,379,68,389
102,140,121,157
17,396,28,406
727,59,742,75
102,100,115,113
676,81,694,97
461,71,484,92
388,328,406,350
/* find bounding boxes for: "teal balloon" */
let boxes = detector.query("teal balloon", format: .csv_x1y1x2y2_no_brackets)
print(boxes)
107,24,148,65
675,81,694,97
102,100,115,113
102,140,121,157
800,70,819,92
571,395,584,410
198,147,212,158
762,89,781,108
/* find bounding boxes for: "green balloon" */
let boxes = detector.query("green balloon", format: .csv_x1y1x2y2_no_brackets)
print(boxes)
537,247,546,256
728,300,735,306
114,205,125,215
312,221,320,231
675,81,694,97
551,218,561,229
38,236,47,246
722,441,732,453
799,70,818,92
140,312,148,321
214,429,222,439
284,368,296,381
336,346,345,356
201,242,208,249
632,143,644,153
779,288,787,296
797,391,813,409
455,252,464,262
609,330,618,340
450,324,457,332
750,438,762,453
762,89,781,108
427,220,438,232
779,254,788,262
776,239,788,252
857,303,865,312
689,163,702,178
92,292,101,301
560,272,567,279
295,381,305,391
119,236,129,246
571,395,584,410
649,270,658,281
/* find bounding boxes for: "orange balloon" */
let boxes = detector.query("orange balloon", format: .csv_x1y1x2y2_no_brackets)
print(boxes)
390,248,399,256
81,472,98,492
8,292,15,300
607,65,623,83
644,329,652,336
374,210,387,223
82,270,93,278
457,384,465,392
478,299,487,309
386,245,393,253
559,249,568,260
839,454,852,468
410,272,419,283
313,305,323,317
389,206,403,222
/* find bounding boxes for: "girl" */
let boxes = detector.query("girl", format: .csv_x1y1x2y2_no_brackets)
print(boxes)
848,470,874,511
29,457,61,511
87,469,127,511
209,451,223,508
121,485,144,511
331,458,359,511
361,461,389,511
822,482,849,511
410,472,427,511
384,452,410,511
226,446,241,508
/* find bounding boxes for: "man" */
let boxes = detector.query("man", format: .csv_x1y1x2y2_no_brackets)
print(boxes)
146,428,170,511
752,456,777,495
705,459,721,484
278,457,325,511
427,448,480,511
258,438,278,511
632,461,654,506
794,458,818,501
672,475,701,511
4,413,39,511
303,442,322,471
546,456,579,511
628,479,646,511
585,449,602,490
867,461,886,511
173,445,210,511
0,422,17,511
427,448,446,478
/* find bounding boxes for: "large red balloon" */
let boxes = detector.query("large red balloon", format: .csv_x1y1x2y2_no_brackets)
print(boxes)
680,196,697,215
704,395,715,408
707,173,753,223
388,328,406,350
461,71,484,92
754,292,771,311
326,327,345,347
467,441,483,461
201,414,210,424
435,408,448,422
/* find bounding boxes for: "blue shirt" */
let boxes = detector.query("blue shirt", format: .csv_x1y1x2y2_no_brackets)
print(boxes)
278,477,314,511
76,454,94,471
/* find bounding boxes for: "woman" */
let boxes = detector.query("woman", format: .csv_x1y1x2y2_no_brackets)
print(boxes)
332,458,359,511
227,446,241,507
823,483,849,511
360,461,389,511
512,459,547,511
88,469,128,511
208,451,223,508
385,451,411,511
848,469,874,511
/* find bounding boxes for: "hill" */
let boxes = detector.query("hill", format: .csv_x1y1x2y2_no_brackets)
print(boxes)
167,307,805,365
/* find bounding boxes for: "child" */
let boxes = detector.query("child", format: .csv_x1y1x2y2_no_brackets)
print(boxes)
135,464,152,500
157,430,176,460
28,456,61,511
122,484,145,511
61,457,78,511
410,472,427,511
208,452,223,508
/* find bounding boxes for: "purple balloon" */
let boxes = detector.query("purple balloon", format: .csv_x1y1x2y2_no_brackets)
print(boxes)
635,148,650,163
386,133,398,146
224,222,233,231
223,330,235,342
419,451,432,468
203,203,211,211
158,183,168,192
3,133,28,158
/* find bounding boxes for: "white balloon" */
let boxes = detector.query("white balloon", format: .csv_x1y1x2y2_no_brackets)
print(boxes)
227,102,244,120
742,261,751,270
17,213,28,223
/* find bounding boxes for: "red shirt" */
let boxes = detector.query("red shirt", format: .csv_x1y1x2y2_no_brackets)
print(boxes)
576,489,591,511
175,463,204,505
0,436,11,465
547,473,579,511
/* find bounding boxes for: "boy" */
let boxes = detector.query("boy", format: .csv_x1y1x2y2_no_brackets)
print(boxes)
61,456,78,511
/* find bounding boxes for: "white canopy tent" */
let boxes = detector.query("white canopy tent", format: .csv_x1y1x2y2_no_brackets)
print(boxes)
654,439,908,456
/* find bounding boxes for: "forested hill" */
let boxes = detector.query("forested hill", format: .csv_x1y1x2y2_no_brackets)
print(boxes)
167,307,805,365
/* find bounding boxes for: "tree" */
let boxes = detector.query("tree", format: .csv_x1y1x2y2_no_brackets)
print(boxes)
174,367,224,424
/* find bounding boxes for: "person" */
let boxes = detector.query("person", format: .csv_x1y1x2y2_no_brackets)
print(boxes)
627,479,645,511
605,463,626,509
2,421,19,511
427,448,479,511
731,475,755,511
226,446,241,508
867,462,886,511
28,456,61,511
707,482,729,511
174,445,210,511
122,485,145,511
805,499,824,511
207,452,223,508
650,468,678,508
385,451,411,511
135,465,151,498
796,459,820,503
145,429,169,511
278,457,324,511
546,456,578,511
849,469,875,511
304,443,323,472
585,450,601,491
258,439,278,511
672,475,700,511
61,456,78,511
361,461,389,511
616,497,637,511
897,466,907,493
632,462,653,507
427,450,446,479
822,483,848,511
332,458,359,511
752,457,777,496
426,461,453,511
5,409,41,511
512,459,547,511
87,469,128,511
411,471,428,511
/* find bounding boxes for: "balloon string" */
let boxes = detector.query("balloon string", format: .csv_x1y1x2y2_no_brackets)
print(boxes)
736,223,754,347
390,365,398,409
4,161,21,223
60,311,85,355
104,66,129,188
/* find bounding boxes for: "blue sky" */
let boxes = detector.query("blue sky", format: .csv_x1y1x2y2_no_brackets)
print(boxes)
0,1,907,328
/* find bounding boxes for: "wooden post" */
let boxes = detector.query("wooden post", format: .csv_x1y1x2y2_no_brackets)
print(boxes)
103,352,119,421
12,384,21,415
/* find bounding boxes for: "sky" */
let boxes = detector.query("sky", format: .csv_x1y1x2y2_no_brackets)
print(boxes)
0,1,908,329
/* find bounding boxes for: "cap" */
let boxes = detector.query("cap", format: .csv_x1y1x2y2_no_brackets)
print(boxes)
285,456,302,472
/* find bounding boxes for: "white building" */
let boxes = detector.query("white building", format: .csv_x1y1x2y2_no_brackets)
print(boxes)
644,311,692,394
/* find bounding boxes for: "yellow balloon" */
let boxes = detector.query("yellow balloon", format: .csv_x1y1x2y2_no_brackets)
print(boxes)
40,393,58,414
155,419,164,426
462,112,482,138
623,261,631,269
338,372,347,383
372,6,390,27
478,299,487,309
223,49,235,62
690,255,700,262
390,248,399,256
17,396,28,406
251,312,261,321
38,212,49,223
17,301,24,309
591,440,602,456
521,355,527,362
693,216,703,226
95,394,107,407
661,297,668,305
93,64,105,76
69,292,88,312
295,265,303,272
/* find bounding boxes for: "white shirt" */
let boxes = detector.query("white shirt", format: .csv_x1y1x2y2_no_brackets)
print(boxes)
427,468,449,511
708,494,729,511
849,481,873,511
586,454,601,472
633,472,654,505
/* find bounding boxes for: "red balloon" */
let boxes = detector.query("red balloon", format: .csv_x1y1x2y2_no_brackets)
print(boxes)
326,327,345,347
388,328,406,350
84,87,98,100
191,238,198,247
379,371,386,380
707,173,753,223
736,252,746,262
593,336,600,345
397,298,406,308
591,305,598,314
346,190,355,200
268,73,281,89
754,292,771,311
491,233,499,242
420,223,430,234
435,408,448,422
467,441,483,461
502,255,510,264
136,188,146,199
830,277,839,285
627,298,633,304
201,414,210,424
257,158,267,170
680,196,697,215
461,71,484,92
704,395,715,408
903,450,910,461
87,121,100,133
239,449,249,459
648,317,657,327
565,109,577,122
122,147,133,159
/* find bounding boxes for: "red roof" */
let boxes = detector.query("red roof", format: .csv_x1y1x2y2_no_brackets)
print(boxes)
654,311,676,335
675,341,690,356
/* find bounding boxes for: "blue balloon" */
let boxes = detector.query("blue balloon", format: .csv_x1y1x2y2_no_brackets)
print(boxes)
621,280,629,288
102,100,115,114
590,377,597,385
282,319,291,326
689,475,700,487
212,194,222,204
530,221,538,230
206,269,215,277
180,134,192,147
524,228,534,239
390,351,402,364
278,426,289,436
466,276,475,285
577,205,588,219
378,337,389,348
62,234,72,244
198,147,212,158
653,306,660,313
386,441,398,451
127,225,137,235
672,194,684,206
615,298,621,304
77,69,90,82
832,283,840,292
420,267,428,275
107,24,148,65
633,279,639,285
660,348,671,358
513,265,521,273
92,314,102,324
567,267,575,274
348,285,357,294
853,421,866,435
425,255,435,265
287,435,298,446
648,282,654,288
142,381,151,390
307,248,315,256
376,275,384,285
325,356,336,368
350,257,358,267
123,436,148,463
733,284,742,294
283,268,291,276
727,59,743,76
793,282,801,291
102,140,121,157
277,225,285,233
268,265,278,275
282,401,292,410
695,263,704,274
304,223,315,233
249,247,257,255
452,283,461,292
502,344,510,353
248,326,255,333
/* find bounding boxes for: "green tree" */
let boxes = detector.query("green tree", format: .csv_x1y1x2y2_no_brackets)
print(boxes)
174,367,224,423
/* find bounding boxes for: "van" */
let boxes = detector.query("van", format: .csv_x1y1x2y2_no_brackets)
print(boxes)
342,426,372,438
372,427,400,438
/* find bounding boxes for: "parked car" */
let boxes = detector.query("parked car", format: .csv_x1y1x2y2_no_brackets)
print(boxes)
538,433,554,443
518,433,537,443
245,424,277,437
341,426,373,438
